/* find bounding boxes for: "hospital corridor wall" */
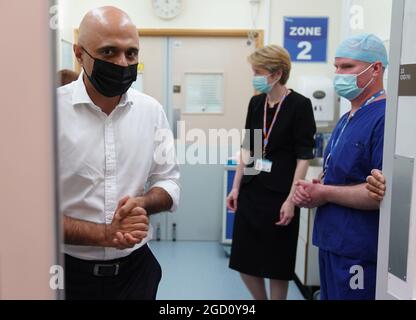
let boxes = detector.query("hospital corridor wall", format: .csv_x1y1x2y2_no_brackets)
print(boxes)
0,0,59,299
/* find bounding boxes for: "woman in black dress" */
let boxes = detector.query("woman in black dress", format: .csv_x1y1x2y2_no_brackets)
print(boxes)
227,45,316,300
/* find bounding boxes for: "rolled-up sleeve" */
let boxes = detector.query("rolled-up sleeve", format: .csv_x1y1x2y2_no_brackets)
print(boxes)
293,98,316,160
147,106,180,212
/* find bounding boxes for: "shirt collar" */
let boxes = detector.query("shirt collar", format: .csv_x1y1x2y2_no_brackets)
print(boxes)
71,72,134,108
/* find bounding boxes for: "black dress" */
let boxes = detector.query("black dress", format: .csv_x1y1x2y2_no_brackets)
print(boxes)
229,90,316,280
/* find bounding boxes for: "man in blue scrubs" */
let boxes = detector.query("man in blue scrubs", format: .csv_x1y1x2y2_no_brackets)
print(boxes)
293,34,388,300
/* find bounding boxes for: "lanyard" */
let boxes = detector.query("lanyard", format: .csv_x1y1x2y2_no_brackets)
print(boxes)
323,89,385,178
262,89,289,157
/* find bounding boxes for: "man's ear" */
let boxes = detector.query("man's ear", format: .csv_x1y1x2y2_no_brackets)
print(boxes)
73,44,83,66
373,61,384,77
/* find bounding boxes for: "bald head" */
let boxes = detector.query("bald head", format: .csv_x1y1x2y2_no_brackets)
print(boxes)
78,6,138,48
74,6,140,88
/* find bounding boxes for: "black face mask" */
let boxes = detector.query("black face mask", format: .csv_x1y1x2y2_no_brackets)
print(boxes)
82,47,138,97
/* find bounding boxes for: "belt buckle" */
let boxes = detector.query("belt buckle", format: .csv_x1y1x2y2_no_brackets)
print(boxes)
93,263,120,277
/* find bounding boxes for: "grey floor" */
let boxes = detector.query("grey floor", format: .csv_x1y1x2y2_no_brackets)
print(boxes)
149,240,305,300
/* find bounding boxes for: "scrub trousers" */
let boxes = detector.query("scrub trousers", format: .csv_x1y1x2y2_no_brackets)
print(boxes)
319,249,377,300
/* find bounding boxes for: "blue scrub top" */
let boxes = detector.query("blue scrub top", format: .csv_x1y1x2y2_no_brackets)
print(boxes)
313,99,386,262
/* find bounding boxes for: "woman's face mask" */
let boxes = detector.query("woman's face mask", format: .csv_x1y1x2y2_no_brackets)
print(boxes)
82,47,138,98
252,73,279,94
333,63,375,101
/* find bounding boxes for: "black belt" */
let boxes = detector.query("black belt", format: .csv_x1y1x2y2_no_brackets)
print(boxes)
65,245,147,277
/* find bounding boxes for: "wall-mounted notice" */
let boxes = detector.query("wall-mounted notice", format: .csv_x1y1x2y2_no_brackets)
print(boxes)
399,64,416,96
284,17,329,63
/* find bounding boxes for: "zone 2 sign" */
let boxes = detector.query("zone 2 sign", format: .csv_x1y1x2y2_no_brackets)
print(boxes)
284,17,329,63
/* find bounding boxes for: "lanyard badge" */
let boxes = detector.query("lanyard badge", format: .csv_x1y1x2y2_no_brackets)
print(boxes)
262,90,289,157
256,90,289,173
255,158,273,173
322,90,385,181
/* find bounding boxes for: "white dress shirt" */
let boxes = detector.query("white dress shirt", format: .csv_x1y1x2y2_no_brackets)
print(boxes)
58,75,180,261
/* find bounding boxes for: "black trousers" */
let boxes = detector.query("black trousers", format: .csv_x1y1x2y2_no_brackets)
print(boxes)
64,244,162,300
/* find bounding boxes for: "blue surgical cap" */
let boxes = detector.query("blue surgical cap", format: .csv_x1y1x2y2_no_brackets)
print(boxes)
335,33,388,67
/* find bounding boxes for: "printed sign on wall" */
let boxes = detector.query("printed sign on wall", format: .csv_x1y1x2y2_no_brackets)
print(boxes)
284,17,329,63
399,64,416,96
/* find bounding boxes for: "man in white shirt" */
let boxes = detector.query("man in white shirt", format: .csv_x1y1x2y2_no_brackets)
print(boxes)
59,6,180,300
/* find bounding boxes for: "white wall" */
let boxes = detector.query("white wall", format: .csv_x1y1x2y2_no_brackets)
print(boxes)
57,0,269,71
349,0,392,41
347,0,392,64
57,0,342,91
58,0,266,43
268,0,343,91
57,0,393,84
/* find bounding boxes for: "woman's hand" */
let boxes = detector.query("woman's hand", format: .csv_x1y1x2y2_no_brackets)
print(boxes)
276,200,295,226
226,188,239,213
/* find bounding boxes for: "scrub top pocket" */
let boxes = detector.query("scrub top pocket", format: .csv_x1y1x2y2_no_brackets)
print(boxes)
344,141,368,182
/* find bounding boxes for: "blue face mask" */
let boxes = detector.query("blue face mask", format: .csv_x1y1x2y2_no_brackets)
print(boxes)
252,74,278,94
333,63,374,101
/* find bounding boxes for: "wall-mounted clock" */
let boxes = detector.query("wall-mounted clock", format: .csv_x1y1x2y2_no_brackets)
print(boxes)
152,0,183,20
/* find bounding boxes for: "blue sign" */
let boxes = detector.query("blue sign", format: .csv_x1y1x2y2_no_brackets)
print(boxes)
284,17,328,63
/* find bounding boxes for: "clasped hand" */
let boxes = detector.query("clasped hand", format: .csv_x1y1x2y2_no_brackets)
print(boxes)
107,196,149,250
292,179,327,209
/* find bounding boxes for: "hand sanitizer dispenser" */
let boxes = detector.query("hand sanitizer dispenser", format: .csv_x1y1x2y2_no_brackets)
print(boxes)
298,76,335,122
